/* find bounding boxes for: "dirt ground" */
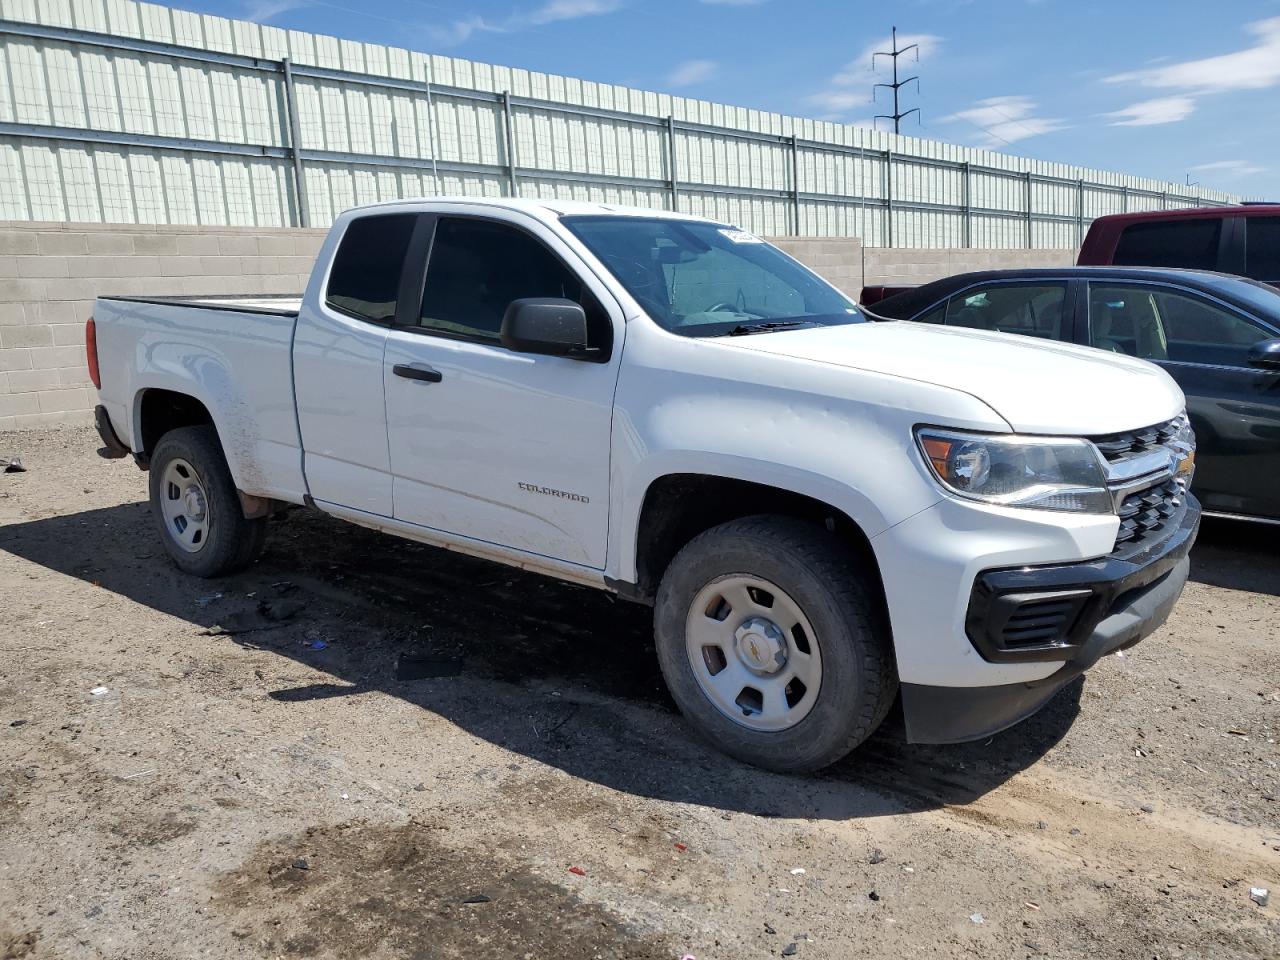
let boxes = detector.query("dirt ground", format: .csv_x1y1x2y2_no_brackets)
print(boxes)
0,425,1276,960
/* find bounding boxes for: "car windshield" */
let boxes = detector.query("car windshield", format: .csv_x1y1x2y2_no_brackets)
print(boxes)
562,215,865,337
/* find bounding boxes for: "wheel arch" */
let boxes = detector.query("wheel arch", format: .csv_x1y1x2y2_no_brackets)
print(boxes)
619,470,889,626
132,387,217,466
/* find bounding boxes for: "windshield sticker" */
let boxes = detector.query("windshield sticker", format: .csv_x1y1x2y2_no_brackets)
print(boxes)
718,228,765,244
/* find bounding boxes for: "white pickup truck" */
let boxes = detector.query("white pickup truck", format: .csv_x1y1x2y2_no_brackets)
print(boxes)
88,198,1199,772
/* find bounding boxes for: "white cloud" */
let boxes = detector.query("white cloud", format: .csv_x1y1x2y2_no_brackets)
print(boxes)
431,0,623,46
666,60,717,88
804,31,940,121
527,0,623,26
1105,95,1197,126
1189,159,1267,176
1106,16,1280,93
241,0,305,21
806,89,871,115
942,95,1067,147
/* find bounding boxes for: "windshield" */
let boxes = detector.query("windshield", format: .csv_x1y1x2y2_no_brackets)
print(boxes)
562,216,865,337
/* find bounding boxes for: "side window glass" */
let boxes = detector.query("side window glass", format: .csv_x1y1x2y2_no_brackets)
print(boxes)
915,304,945,325
943,284,1065,339
325,214,417,323
419,218,609,351
1112,219,1222,270
1088,285,1165,359
1244,217,1280,282
1088,284,1271,365
1154,290,1271,366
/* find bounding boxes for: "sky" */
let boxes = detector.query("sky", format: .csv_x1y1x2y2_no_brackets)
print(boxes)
164,0,1280,197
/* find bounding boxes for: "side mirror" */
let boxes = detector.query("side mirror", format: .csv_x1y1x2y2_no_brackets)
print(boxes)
1247,338,1280,370
500,298,591,358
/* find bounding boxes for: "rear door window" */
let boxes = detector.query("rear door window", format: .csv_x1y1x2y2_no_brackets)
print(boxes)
325,213,418,323
941,283,1067,339
1244,217,1280,282
1112,219,1223,270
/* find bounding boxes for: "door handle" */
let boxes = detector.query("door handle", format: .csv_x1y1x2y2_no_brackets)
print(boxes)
393,363,443,383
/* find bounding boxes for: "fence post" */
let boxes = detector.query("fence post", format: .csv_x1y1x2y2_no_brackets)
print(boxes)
1076,179,1085,247
790,134,801,236
666,115,679,212
1121,184,1128,213
501,91,519,197
280,58,309,228
962,161,972,248
884,149,894,247
1024,170,1033,248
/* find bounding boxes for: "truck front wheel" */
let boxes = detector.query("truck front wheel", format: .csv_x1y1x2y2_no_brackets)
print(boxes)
654,516,897,773
148,425,267,578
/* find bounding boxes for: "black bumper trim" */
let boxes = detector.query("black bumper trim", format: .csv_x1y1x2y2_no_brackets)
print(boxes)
965,496,1200,663
93,405,130,460
903,551,1192,744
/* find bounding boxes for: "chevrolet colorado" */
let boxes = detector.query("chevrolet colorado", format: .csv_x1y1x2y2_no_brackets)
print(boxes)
88,198,1199,772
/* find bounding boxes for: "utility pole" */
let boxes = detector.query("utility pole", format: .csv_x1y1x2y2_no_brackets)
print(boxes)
872,26,920,134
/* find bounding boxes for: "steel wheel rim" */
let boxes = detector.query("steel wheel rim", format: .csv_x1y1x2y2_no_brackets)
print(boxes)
685,574,822,732
159,457,211,554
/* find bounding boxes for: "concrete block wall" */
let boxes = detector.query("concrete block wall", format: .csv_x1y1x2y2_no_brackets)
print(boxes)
862,247,1077,288
0,222,327,431
0,223,1076,433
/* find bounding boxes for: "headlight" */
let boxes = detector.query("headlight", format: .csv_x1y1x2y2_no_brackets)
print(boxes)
915,428,1112,514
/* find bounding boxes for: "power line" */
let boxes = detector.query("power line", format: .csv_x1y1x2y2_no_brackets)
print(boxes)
872,26,920,135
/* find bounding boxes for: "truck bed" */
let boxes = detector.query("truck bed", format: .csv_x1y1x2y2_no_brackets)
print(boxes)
102,294,302,317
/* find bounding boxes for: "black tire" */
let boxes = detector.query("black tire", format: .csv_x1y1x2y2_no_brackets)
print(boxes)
148,425,267,578
654,515,897,773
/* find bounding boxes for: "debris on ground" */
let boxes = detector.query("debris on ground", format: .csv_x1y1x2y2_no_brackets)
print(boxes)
89,686,108,697
674,843,687,852
306,639,328,651
568,866,586,877
260,598,306,622
395,654,463,680
195,593,224,607
291,858,309,871
9,719,27,727
789,868,805,875
781,943,798,957
1250,887,1269,907
763,923,776,935
462,894,492,904
2,456,25,473
868,890,880,902
969,913,985,924
1139,804,1155,814
868,848,886,864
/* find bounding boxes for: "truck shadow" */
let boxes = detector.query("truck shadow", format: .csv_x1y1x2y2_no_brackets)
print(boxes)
2,500,1088,820
1189,516,1280,597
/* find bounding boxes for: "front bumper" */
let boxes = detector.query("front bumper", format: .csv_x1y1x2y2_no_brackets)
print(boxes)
900,495,1199,744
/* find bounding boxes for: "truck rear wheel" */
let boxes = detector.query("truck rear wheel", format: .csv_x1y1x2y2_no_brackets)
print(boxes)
654,516,896,773
148,425,266,578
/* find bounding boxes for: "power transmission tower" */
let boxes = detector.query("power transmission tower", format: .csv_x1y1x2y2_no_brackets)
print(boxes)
872,26,920,134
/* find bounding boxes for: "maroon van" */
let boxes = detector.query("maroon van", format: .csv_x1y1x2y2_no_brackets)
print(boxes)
1077,204,1280,288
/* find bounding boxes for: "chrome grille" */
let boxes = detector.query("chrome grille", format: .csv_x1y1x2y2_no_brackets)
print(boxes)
1089,416,1192,557
1091,417,1182,462
1114,478,1184,552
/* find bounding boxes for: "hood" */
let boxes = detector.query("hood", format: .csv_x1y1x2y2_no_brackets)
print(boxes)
724,321,1184,435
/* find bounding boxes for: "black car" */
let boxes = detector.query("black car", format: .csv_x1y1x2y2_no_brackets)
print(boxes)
871,267,1280,523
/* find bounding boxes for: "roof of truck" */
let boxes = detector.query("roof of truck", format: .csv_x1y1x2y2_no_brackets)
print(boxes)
348,196,721,224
